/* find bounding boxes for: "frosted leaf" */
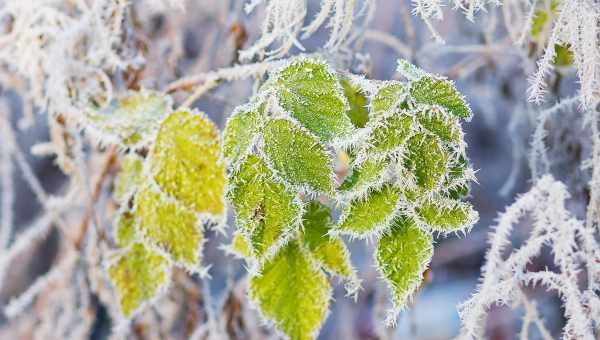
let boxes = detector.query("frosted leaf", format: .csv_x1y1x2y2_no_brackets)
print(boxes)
371,82,406,118
416,106,461,143
228,155,301,258
113,154,144,204
337,185,401,237
363,112,413,157
150,110,226,219
135,185,202,269
403,134,448,192
396,59,428,81
249,241,331,340
415,195,477,232
108,243,169,318
115,211,137,247
228,231,253,259
85,90,171,148
301,202,358,290
375,216,433,324
275,58,354,142
339,157,388,195
410,76,472,120
262,118,334,194
445,155,473,199
223,107,263,167
340,78,369,128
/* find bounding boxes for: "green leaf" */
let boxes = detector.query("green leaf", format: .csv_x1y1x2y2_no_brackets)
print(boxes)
337,185,401,237
553,44,573,66
416,106,461,143
403,134,448,192
262,118,334,194
371,82,406,118
275,58,354,142
229,155,301,258
444,154,472,199
85,90,171,147
151,110,226,218
375,216,432,324
223,107,263,167
135,185,202,269
249,241,331,340
339,157,388,195
113,154,144,204
531,10,549,38
301,202,357,285
228,231,253,259
415,195,477,232
410,76,472,120
340,78,369,128
363,112,412,157
108,243,170,317
115,211,137,247
397,59,428,81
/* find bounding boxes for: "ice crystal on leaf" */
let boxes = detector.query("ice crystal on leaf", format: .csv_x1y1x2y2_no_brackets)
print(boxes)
248,241,332,340
225,56,477,337
108,243,170,318
108,109,226,317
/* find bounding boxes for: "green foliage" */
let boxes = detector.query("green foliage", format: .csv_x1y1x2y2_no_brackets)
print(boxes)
223,107,263,166
301,202,358,292
104,56,476,337
275,57,354,142
340,78,369,128
228,155,301,259
363,112,413,158
409,76,472,119
403,133,448,191
84,90,171,148
262,118,334,194
371,82,406,118
108,109,226,318
113,154,143,204
415,196,477,232
339,157,387,195
223,56,477,338
151,110,226,217
108,243,169,317
337,185,401,237
375,217,433,323
249,242,332,340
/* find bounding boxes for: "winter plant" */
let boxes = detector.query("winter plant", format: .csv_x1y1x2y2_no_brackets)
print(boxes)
97,55,477,339
1,0,599,339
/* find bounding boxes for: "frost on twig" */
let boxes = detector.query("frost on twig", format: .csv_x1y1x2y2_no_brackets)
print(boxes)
0,0,140,125
240,0,374,61
457,175,600,340
411,0,600,106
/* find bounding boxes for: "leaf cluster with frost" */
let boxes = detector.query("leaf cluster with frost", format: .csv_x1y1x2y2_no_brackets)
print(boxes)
457,175,600,340
223,56,477,339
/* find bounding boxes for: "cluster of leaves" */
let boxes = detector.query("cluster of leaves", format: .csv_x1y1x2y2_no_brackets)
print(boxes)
97,92,226,318
90,55,476,338
223,56,478,339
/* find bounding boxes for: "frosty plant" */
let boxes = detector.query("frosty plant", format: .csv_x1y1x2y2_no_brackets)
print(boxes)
222,56,478,339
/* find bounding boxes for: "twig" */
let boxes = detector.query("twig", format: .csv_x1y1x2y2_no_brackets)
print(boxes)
363,29,411,58
166,60,283,93
74,146,118,250
179,79,220,109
